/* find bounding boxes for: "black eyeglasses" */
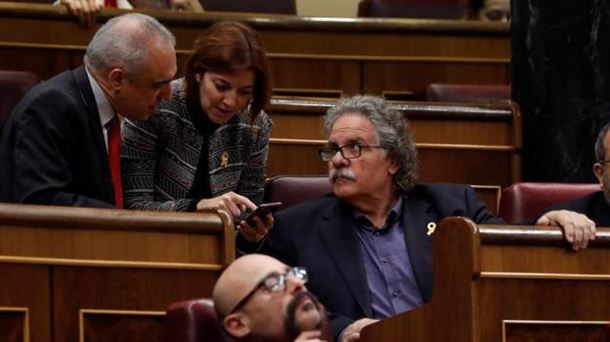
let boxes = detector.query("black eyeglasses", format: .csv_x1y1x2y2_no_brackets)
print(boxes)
318,143,385,162
598,160,610,164
229,267,308,314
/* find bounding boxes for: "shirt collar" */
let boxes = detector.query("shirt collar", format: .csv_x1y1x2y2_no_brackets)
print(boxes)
86,67,117,127
353,195,404,231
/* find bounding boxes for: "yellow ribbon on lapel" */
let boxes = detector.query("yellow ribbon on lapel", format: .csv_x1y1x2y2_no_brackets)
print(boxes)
220,152,229,168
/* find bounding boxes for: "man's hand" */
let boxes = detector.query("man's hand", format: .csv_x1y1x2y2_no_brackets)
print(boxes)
237,211,274,243
536,210,596,251
60,0,103,28
340,318,379,342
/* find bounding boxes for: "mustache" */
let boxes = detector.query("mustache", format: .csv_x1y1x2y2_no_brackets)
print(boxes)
285,291,324,340
330,168,356,182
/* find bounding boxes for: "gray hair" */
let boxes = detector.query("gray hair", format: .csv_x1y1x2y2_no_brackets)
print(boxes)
323,95,418,190
595,122,610,162
84,13,175,78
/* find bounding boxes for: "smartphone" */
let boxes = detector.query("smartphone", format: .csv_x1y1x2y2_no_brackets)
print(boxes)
242,202,282,226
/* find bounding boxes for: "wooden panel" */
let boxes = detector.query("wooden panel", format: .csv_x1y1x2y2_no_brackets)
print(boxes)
503,321,610,342
270,113,515,145
0,226,224,266
0,3,510,96
267,140,326,176
0,204,234,268
0,47,71,80
479,279,610,341
268,58,360,95
0,204,234,342
0,264,49,342
410,120,513,145
80,310,165,342
417,147,513,187
0,309,27,342
363,60,510,95
358,219,610,341
54,267,215,342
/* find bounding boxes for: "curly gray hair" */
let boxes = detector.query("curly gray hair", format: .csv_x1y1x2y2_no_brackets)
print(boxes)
323,95,418,190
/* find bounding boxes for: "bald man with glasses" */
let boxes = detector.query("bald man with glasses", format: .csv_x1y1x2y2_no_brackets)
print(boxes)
213,254,332,342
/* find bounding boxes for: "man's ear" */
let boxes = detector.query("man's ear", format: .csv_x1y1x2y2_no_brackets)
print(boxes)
108,67,127,91
224,313,251,338
593,163,604,187
388,157,400,176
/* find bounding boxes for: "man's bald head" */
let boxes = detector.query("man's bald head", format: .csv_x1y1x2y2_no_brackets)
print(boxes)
213,254,288,319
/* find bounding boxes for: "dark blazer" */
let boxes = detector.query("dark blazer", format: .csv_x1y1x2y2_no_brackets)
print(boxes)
548,191,610,226
0,66,115,207
262,183,502,339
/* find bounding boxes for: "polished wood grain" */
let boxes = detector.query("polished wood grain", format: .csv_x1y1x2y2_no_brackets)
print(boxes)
0,204,234,342
503,321,610,341
0,2,509,95
0,265,48,342
80,310,165,342
359,218,610,341
0,309,28,342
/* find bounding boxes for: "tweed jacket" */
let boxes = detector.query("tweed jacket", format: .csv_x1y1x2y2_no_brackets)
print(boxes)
121,78,272,211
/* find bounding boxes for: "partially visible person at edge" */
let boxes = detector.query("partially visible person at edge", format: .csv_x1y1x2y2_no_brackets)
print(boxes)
0,13,176,207
546,122,610,226
260,95,596,341
57,0,204,28
213,254,333,342
121,21,274,248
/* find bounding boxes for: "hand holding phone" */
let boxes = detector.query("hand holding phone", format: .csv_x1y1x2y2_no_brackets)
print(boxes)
243,202,282,226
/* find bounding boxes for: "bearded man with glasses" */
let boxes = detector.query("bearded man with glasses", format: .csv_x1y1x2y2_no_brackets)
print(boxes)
259,95,596,342
213,254,332,342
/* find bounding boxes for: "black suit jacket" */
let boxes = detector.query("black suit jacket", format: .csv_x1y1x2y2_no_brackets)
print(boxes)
0,66,115,207
262,183,503,339
548,191,610,226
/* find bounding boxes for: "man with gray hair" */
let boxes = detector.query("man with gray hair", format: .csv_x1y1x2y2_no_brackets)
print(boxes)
0,13,176,207
261,95,596,341
545,122,610,225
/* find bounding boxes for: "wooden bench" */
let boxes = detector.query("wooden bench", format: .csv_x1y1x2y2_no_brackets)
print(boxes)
361,217,610,341
0,203,234,342
0,2,509,97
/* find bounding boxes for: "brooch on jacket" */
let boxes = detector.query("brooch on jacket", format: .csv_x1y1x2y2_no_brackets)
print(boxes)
220,152,229,168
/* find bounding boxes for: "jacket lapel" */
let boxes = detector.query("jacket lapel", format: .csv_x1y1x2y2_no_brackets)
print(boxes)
319,199,373,317
401,193,435,302
72,66,113,195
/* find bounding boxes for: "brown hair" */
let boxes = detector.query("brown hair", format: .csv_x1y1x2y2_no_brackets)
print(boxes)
184,21,271,118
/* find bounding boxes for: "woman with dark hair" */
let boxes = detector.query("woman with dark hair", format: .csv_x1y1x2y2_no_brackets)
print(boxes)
121,21,273,242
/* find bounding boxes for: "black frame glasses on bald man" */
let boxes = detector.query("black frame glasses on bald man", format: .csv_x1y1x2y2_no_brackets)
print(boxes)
318,143,385,162
230,267,308,314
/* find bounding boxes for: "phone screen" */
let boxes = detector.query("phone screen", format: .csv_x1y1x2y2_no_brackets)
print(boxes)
243,202,282,225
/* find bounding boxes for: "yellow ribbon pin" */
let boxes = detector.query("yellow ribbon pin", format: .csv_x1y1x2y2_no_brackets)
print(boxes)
426,222,436,236
220,152,229,168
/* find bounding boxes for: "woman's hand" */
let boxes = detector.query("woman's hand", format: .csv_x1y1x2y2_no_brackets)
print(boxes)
195,192,256,216
237,211,274,243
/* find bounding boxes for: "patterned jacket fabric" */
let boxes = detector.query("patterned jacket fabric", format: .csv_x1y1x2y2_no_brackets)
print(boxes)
121,78,272,211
